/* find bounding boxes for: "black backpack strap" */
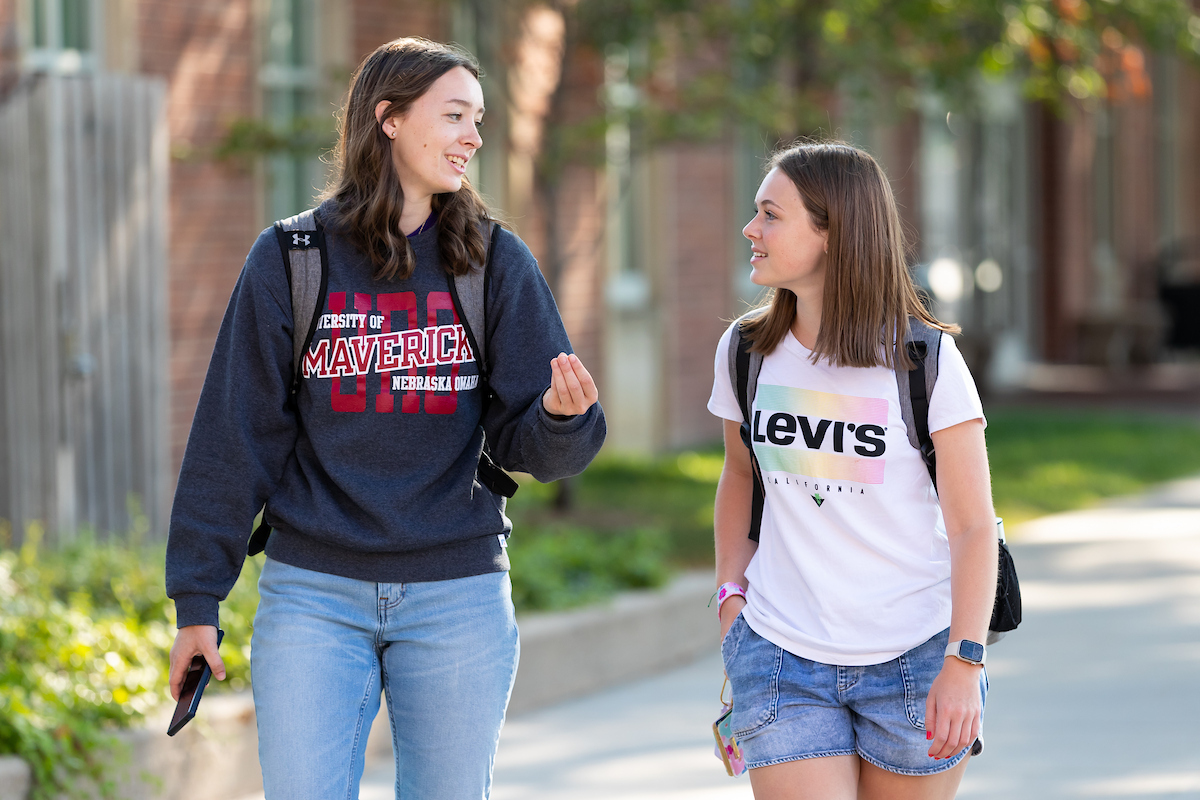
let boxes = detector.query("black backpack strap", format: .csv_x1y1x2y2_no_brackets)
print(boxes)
447,221,518,499
895,317,942,491
729,315,766,542
250,209,329,557
273,208,329,397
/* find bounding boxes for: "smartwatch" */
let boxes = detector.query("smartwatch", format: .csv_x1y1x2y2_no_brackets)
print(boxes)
945,639,986,666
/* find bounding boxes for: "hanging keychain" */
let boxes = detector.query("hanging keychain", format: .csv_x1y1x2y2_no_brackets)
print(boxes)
712,675,747,776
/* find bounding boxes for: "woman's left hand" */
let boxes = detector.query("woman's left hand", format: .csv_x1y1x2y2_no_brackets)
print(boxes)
925,657,983,760
542,352,599,417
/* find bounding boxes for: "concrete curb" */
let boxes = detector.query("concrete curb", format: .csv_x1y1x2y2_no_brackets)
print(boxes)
0,757,31,800
364,570,717,758
5,570,717,800
510,570,718,714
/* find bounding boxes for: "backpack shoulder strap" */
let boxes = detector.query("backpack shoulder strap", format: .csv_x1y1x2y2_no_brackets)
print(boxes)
251,208,327,558
895,316,942,490
272,208,329,397
446,220,519,499
728,315,765,428
728,312,766,541
449,220,499,381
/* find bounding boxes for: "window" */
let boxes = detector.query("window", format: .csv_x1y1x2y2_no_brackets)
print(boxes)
261,0,327,222
25,0,97,73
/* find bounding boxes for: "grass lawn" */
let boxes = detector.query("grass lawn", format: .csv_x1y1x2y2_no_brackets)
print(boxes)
507,406,1200,567
985,406,1200,525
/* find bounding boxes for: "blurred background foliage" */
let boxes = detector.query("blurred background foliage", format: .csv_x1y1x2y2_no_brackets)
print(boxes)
569,0,1200,143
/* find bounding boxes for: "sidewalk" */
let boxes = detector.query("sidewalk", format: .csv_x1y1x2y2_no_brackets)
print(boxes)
357,475,1200,799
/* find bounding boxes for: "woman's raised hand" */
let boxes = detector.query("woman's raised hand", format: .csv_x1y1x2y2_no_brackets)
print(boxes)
542,353,598,417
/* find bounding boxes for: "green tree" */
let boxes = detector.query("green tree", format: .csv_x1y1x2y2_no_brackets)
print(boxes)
564,0,1200,140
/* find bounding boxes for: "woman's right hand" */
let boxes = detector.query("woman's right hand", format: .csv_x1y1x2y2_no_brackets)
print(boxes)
719,595,747,643
168,625,226,701
542,353,599,417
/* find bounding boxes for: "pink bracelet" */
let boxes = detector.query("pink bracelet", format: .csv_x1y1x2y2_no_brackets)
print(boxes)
716,582,746,618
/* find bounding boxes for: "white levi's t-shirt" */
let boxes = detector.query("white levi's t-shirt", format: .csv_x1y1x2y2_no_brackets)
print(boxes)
708,322,985,666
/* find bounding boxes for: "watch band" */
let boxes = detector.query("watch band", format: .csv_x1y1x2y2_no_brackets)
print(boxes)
945,639,986,665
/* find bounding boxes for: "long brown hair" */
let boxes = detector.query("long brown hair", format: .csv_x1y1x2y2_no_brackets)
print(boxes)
321,37,491,280
742,141,957,370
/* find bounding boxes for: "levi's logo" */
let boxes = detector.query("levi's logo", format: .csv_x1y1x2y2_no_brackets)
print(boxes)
751,411,885,456
751,384,890,485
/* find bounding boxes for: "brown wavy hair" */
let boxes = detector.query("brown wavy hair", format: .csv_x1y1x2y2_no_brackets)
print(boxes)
321,38,491,280
742,141,958,369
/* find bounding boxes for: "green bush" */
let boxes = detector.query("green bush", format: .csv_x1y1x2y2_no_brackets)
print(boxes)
0,528,168,799
508,525,670,611
0,527,260,799
506,450,724,568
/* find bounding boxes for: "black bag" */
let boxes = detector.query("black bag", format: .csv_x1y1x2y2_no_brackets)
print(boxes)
990,538,1022,639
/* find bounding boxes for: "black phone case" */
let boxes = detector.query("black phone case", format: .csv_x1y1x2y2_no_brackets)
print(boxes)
167,628,224,736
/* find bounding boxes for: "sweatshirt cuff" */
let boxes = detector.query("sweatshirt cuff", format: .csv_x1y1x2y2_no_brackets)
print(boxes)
174,593,221,629
536,397,592,433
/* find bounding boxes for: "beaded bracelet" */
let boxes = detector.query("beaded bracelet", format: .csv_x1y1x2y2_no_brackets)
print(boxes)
716,582,746,618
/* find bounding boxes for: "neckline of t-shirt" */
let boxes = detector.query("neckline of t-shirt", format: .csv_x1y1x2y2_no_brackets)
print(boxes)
775,327,943,365
779,328,814,358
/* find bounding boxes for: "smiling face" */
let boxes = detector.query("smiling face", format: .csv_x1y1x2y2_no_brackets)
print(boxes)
379,66,484,201
743,167,829,295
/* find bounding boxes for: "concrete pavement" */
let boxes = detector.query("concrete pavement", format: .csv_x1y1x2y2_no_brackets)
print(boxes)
360,477,1200,799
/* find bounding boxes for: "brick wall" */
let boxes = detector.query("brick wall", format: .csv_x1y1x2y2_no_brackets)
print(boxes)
658,143,734,449
351,0,445,65
1114,94,1159,305
1179,64,1200,246
508,35,606,382
539,42,605,376
139,0,259,474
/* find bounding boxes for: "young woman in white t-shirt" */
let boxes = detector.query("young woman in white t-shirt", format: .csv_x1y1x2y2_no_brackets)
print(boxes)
709,141,997,800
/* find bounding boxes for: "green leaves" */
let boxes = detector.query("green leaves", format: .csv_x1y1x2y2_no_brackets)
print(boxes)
0,548,150,799
0,536,260,798
508,525,670,611
213,116,336,166
567,0,1199,142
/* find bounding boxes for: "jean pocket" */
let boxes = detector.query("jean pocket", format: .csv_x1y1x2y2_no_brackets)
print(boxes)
720,613,746,666
898,652,926,730
729,632,782,740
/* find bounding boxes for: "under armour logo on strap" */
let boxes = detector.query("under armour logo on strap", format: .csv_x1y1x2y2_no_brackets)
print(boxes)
292,232,311,247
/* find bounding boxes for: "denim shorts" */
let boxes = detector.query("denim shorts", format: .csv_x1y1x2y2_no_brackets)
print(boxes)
721,615,986,775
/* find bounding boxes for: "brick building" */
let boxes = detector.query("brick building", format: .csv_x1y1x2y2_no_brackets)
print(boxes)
2,0,1199,539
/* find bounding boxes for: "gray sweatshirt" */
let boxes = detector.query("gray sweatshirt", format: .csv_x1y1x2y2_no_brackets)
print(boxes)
166,205,606,628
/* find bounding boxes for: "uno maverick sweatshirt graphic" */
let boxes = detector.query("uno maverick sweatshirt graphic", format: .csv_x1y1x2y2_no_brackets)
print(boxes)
167,204,606,628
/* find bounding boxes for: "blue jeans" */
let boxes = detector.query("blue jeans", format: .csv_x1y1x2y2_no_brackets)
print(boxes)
251,557,520,799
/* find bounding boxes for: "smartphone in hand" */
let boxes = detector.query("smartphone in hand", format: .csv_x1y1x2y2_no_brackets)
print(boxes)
167,628,224,737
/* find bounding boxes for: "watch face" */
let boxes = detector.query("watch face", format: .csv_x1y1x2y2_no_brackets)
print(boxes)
959,640,985,663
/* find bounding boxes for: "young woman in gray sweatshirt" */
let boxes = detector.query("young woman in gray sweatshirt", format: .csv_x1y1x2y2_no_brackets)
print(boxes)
165,37,605,799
